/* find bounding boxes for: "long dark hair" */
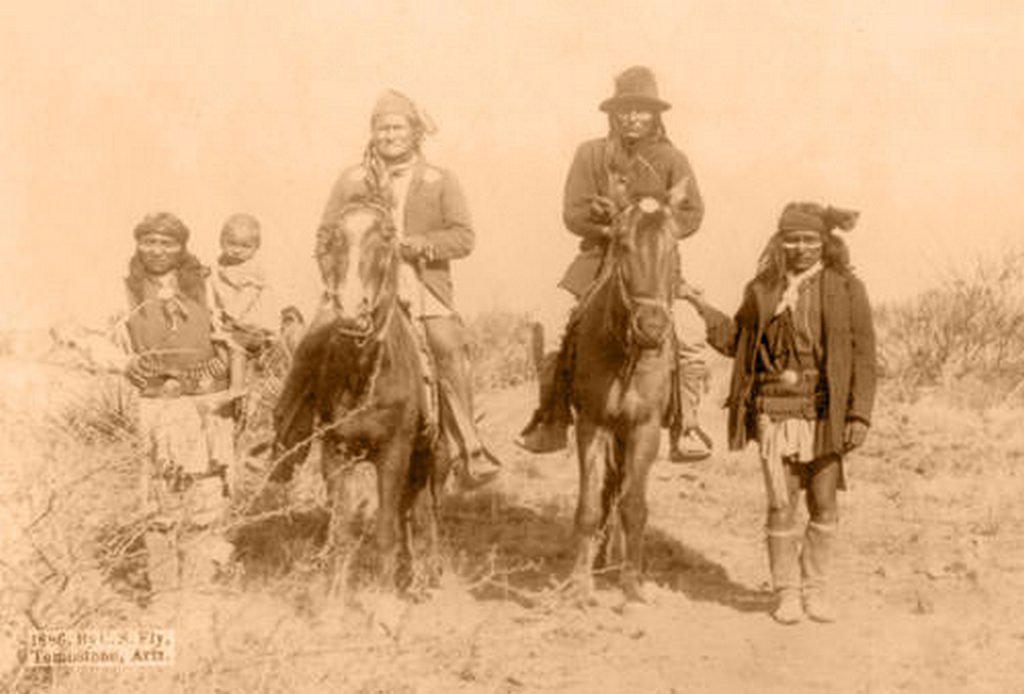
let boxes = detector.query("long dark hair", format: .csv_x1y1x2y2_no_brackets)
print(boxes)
603,112,673,200
755,202,858,287
125,250,208,306
360,138,424,210
607,111,669,144
754,231,852,288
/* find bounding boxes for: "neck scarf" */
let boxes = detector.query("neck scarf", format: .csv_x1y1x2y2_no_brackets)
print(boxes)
125,251,208,330
775,261,823,316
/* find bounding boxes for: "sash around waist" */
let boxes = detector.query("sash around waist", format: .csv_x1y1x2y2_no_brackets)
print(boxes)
754,368,826,421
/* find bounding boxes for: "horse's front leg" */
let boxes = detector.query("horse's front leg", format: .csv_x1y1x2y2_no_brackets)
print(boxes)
572,416,610,602
618,417,661,603
410,441,445,589
321,436,357,597
375,438,413,592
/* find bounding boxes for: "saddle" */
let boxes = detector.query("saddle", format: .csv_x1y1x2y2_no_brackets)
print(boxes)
403,306,502,477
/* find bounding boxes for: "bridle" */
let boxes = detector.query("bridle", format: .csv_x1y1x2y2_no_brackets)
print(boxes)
330,201,402,349
605,198,674,351
599,197,675,388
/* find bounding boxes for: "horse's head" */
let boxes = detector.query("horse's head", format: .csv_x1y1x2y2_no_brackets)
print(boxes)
325,201,399,337
607,196,677,349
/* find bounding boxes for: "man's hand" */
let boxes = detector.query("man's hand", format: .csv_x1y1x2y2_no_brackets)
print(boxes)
125,356,150,388
843,419,869,452
588,195,619,224
399,236,432,262
676,278,706,306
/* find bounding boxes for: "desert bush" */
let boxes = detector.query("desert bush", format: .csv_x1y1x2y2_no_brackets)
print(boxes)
465,309,537,391
46,373,137,444
877,248,1024,403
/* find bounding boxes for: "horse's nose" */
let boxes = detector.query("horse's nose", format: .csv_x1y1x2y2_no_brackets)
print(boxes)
633,304,670,349
340,295,366,315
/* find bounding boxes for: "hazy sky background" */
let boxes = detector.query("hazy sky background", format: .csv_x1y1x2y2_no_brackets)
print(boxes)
2,0,1022,329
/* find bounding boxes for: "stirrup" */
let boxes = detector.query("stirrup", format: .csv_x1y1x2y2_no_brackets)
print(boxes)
669,427,713,463
453,463,500,492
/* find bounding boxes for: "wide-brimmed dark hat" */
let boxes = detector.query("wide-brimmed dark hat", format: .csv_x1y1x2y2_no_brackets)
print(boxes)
599,66,671,113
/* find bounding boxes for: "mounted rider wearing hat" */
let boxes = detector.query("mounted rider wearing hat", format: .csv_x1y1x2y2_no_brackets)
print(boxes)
518,66,707,455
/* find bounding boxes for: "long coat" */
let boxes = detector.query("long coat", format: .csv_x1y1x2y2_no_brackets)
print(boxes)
318,158,474,310
702,267,877,456
559,136,704,296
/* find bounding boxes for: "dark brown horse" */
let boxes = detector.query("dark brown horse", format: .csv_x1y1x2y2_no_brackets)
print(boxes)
570,196,678,603
275,201,448,591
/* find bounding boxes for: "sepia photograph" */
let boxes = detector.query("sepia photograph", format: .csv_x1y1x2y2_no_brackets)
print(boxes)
2,1,1023,692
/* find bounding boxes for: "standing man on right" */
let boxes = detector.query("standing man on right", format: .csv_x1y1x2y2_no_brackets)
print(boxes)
519,65,709,456
683,202,877,624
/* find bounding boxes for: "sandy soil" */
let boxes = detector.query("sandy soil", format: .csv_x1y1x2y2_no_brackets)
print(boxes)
3,359,1024,693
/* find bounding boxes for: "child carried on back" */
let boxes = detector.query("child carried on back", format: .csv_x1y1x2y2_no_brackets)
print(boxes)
209,214,295,434
210,213,275,357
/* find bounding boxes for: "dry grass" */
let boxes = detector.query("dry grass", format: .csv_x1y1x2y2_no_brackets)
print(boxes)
0,355,583,694
465,310,536,392
4,295,1024,692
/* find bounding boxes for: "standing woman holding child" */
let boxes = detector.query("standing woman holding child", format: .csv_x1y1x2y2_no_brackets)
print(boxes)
122,212,237,600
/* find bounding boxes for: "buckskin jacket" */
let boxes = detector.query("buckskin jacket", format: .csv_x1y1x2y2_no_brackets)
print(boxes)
317,158,474,310
558,136,704,297
702,266,877,456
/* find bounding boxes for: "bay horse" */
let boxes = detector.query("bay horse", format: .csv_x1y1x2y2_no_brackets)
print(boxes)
275,200,448,591
570,195,678,603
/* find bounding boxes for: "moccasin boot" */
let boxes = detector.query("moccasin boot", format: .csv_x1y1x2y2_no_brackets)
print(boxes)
767,528,803,624
144,527,182,618
801,521,838,623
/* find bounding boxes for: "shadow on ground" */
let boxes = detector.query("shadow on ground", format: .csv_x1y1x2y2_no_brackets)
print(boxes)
230,507,331,582
441,490,771,613
222,476,769,615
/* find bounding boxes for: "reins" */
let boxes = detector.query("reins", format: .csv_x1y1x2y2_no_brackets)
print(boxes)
330,202,402,349
598,202,675,394
326,207,404,420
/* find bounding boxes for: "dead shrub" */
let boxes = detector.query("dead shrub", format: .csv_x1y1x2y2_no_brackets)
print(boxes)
465,309,536,391
46,373,137,444
877,248,1024,404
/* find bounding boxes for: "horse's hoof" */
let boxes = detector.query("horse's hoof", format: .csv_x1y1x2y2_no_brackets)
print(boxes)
362,592,408,638
622,578,648,604
571,592,599,610
564,579,599,609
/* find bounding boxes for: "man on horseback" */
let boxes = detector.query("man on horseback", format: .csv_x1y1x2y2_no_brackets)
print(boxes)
518,66,709,459
273,90,498,489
